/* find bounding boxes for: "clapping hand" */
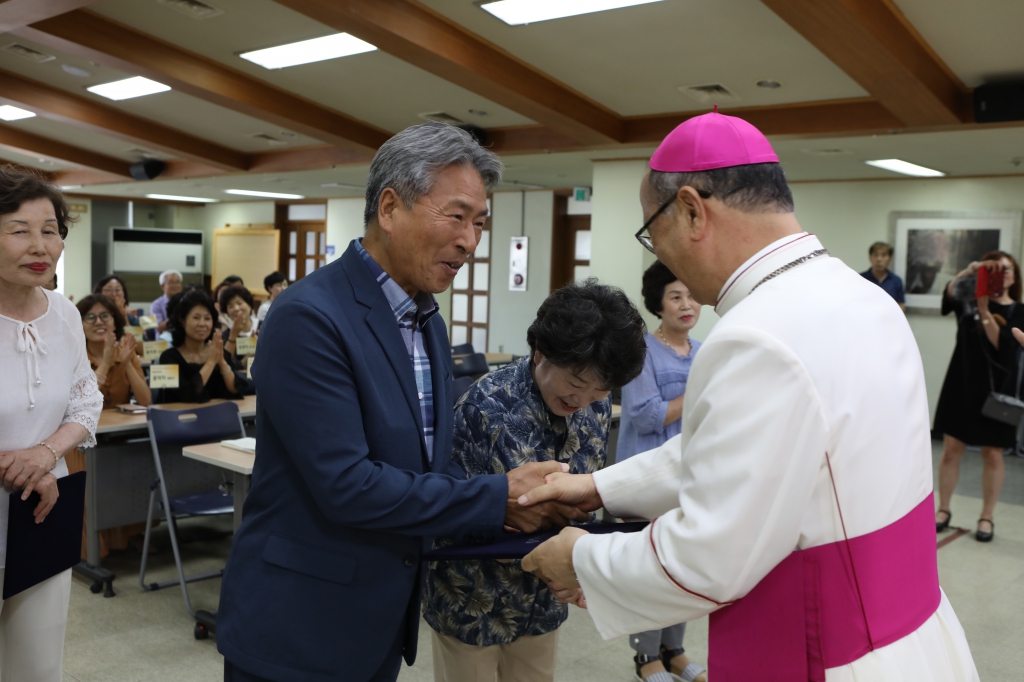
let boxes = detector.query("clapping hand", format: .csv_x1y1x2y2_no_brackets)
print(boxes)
208,333,226,367
100,330,118,369
117,333,136,363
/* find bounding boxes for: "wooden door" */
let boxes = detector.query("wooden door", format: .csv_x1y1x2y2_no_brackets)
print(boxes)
279,220,327,282
450,211,492,353
550,195,592,292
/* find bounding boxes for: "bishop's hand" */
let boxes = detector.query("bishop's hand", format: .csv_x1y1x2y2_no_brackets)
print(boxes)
517,472,603,513
522,526,589,595
504,462,590,532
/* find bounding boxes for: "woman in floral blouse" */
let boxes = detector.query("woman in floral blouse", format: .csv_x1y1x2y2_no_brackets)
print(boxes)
424,280,647,682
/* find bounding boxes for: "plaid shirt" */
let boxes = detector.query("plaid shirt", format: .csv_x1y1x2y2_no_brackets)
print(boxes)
356,240,439,462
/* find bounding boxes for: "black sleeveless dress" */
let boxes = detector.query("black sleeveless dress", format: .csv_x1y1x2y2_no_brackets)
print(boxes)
933,290,1024,447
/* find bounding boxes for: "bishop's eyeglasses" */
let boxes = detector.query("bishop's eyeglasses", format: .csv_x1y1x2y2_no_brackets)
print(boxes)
635,189,712,253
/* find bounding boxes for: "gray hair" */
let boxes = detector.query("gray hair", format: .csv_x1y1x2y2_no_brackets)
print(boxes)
363,121,503,227
648,163,794,214
159,269,182,285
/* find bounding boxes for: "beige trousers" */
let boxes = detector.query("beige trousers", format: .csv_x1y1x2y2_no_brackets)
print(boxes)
0,569,72,682
431,629,559,682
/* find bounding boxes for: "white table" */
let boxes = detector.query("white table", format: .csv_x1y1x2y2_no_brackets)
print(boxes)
182,442,254,530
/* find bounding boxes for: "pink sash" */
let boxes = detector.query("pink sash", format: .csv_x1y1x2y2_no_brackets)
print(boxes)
708,495,940,681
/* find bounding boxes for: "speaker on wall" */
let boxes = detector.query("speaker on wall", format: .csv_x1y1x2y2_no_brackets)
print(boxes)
974,81,1024,123
129,158,166,181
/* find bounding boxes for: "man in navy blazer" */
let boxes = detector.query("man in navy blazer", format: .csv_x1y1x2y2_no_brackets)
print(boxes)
217,123,583,682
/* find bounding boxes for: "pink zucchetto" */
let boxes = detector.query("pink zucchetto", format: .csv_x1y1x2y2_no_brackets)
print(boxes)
649,106,779,173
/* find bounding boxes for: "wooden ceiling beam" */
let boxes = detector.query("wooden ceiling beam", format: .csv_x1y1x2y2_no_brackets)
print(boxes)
0,69,248,170
760,0,971,127
271,0,623,145
0,0,95,32
18,10,392,153
0,123,132,177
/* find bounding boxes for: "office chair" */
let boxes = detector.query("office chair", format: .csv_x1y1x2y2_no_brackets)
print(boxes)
452,352,489,380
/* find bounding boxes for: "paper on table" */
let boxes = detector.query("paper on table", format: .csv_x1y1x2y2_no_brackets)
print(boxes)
125,326,144,341
221,437,256,454
138,315,158,330
149,364,179,388
116,403,148,414
235,336,257,356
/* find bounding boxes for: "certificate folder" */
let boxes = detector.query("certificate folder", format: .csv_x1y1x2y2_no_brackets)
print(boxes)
423,521,649,561
3,471,86,600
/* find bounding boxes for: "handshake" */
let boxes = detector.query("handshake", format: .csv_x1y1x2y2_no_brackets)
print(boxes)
503,461,604,607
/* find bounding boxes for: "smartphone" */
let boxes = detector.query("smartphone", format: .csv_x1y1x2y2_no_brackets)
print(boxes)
976,264,1005,299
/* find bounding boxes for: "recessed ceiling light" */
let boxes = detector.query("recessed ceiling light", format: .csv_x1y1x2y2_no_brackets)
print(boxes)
60,185,82,191
321,182,365,190
756,79,783,89
865,159,945,177
61,64,92,78
225,189,305,199
0,105,36,121
239,33,376,70
87,76,171,101
480,0,663,25
145,193,218,203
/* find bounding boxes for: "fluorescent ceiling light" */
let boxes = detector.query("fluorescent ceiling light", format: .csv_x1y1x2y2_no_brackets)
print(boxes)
240,33,376,69
865,159,945,177
60,185,82,191
0,105,35,121
145,193,218,203
87,76,171,101
225,189,305,199
480,0,662,25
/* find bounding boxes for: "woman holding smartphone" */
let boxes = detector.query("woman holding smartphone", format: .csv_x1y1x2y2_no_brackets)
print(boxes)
934,251,1024,542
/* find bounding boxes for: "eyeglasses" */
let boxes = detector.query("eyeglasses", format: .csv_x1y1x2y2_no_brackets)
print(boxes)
635,189,712,254
83,312,112,324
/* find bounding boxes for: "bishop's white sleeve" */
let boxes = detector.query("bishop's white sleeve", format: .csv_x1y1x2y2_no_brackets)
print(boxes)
594,433,686,521
574,327,829,639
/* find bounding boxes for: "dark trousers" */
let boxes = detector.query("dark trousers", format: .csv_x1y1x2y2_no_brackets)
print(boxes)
224,619,406,682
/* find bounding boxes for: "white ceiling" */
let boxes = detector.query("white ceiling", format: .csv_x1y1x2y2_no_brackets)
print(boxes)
893,0,1024,87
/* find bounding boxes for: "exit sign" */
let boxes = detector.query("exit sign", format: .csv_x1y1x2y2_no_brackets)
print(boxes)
573,187,591,202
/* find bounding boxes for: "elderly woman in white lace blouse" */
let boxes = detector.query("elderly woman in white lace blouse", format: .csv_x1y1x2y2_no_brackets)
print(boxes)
0,167,102,681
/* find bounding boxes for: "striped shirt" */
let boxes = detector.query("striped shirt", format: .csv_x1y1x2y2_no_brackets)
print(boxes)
356,240,439,462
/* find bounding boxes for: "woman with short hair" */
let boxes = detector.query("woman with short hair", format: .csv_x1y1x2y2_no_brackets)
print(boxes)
219,284,258,370
424,280,647,682
157,289,248,403
76,294,151,408
0,165,102,680
618,261,706,682
94,274,139,327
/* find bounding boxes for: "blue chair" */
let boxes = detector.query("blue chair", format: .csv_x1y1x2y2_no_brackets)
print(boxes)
140,402,246,638
453,352,489,379
451,342,475,356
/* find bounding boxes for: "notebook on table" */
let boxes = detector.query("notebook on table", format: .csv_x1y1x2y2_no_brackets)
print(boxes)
4,471,87,600
221,437,256,454
422,521,649,561
116,403,148,414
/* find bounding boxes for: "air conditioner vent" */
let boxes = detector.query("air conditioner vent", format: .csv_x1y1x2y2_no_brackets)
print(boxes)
679,83,741,104
157,0,224,19
3,44,56,63
418,111,465,125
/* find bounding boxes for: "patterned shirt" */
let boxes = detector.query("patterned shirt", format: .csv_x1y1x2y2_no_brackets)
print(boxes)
356,240,439,461
422,356,611,646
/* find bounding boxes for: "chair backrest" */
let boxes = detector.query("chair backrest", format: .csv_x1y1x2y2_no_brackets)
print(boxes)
147,402,245,446
452,352,489,379
451,376,474,407
450,343,475,356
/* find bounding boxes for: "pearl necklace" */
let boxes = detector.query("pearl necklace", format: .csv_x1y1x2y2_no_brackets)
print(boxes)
657,325,689,355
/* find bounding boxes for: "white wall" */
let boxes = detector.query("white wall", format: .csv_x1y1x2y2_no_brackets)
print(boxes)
173,201,276,275
61,198,92,302
325,197,364,261
488,190,554,354
587,161,1024,419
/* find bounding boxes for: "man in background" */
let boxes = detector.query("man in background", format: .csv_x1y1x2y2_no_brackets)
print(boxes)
862,241,906,311
256,271,287,325
150,269,182,334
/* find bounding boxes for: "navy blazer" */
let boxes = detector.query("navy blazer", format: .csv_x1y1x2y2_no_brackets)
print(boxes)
217,242,508,682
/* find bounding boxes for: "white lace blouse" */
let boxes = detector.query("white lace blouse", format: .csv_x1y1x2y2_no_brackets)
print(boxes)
0,288,102,568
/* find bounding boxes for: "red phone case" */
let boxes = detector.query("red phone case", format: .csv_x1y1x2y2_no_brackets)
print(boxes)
976,265,1004,298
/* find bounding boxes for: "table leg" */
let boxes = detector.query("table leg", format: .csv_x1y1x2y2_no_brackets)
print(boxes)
233,471,249,531
73,447,116,597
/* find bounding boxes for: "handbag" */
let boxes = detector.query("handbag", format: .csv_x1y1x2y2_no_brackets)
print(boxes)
981,306,1024,426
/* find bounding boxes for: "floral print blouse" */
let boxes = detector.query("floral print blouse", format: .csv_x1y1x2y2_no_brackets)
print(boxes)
422,355,611,646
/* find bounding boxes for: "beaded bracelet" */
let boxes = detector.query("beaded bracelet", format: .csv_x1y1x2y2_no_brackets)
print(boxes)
37,441,60,470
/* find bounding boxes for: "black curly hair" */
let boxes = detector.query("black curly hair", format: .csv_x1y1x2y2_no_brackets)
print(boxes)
169,289,218,347
218,284,254,313
526,279,647,390
0,164,76,239
642,261,681,318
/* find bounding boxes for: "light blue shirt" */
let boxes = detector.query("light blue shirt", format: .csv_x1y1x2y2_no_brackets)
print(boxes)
616,332,701,461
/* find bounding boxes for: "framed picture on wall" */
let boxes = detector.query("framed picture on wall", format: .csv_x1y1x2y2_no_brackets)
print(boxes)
889,211,1022,313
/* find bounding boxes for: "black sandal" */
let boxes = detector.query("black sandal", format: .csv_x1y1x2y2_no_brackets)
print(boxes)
976,518,994,542
935,509,952,533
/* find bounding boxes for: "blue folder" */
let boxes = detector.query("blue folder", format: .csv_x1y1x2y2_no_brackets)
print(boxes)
423,521,649,561
3,471,86,600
